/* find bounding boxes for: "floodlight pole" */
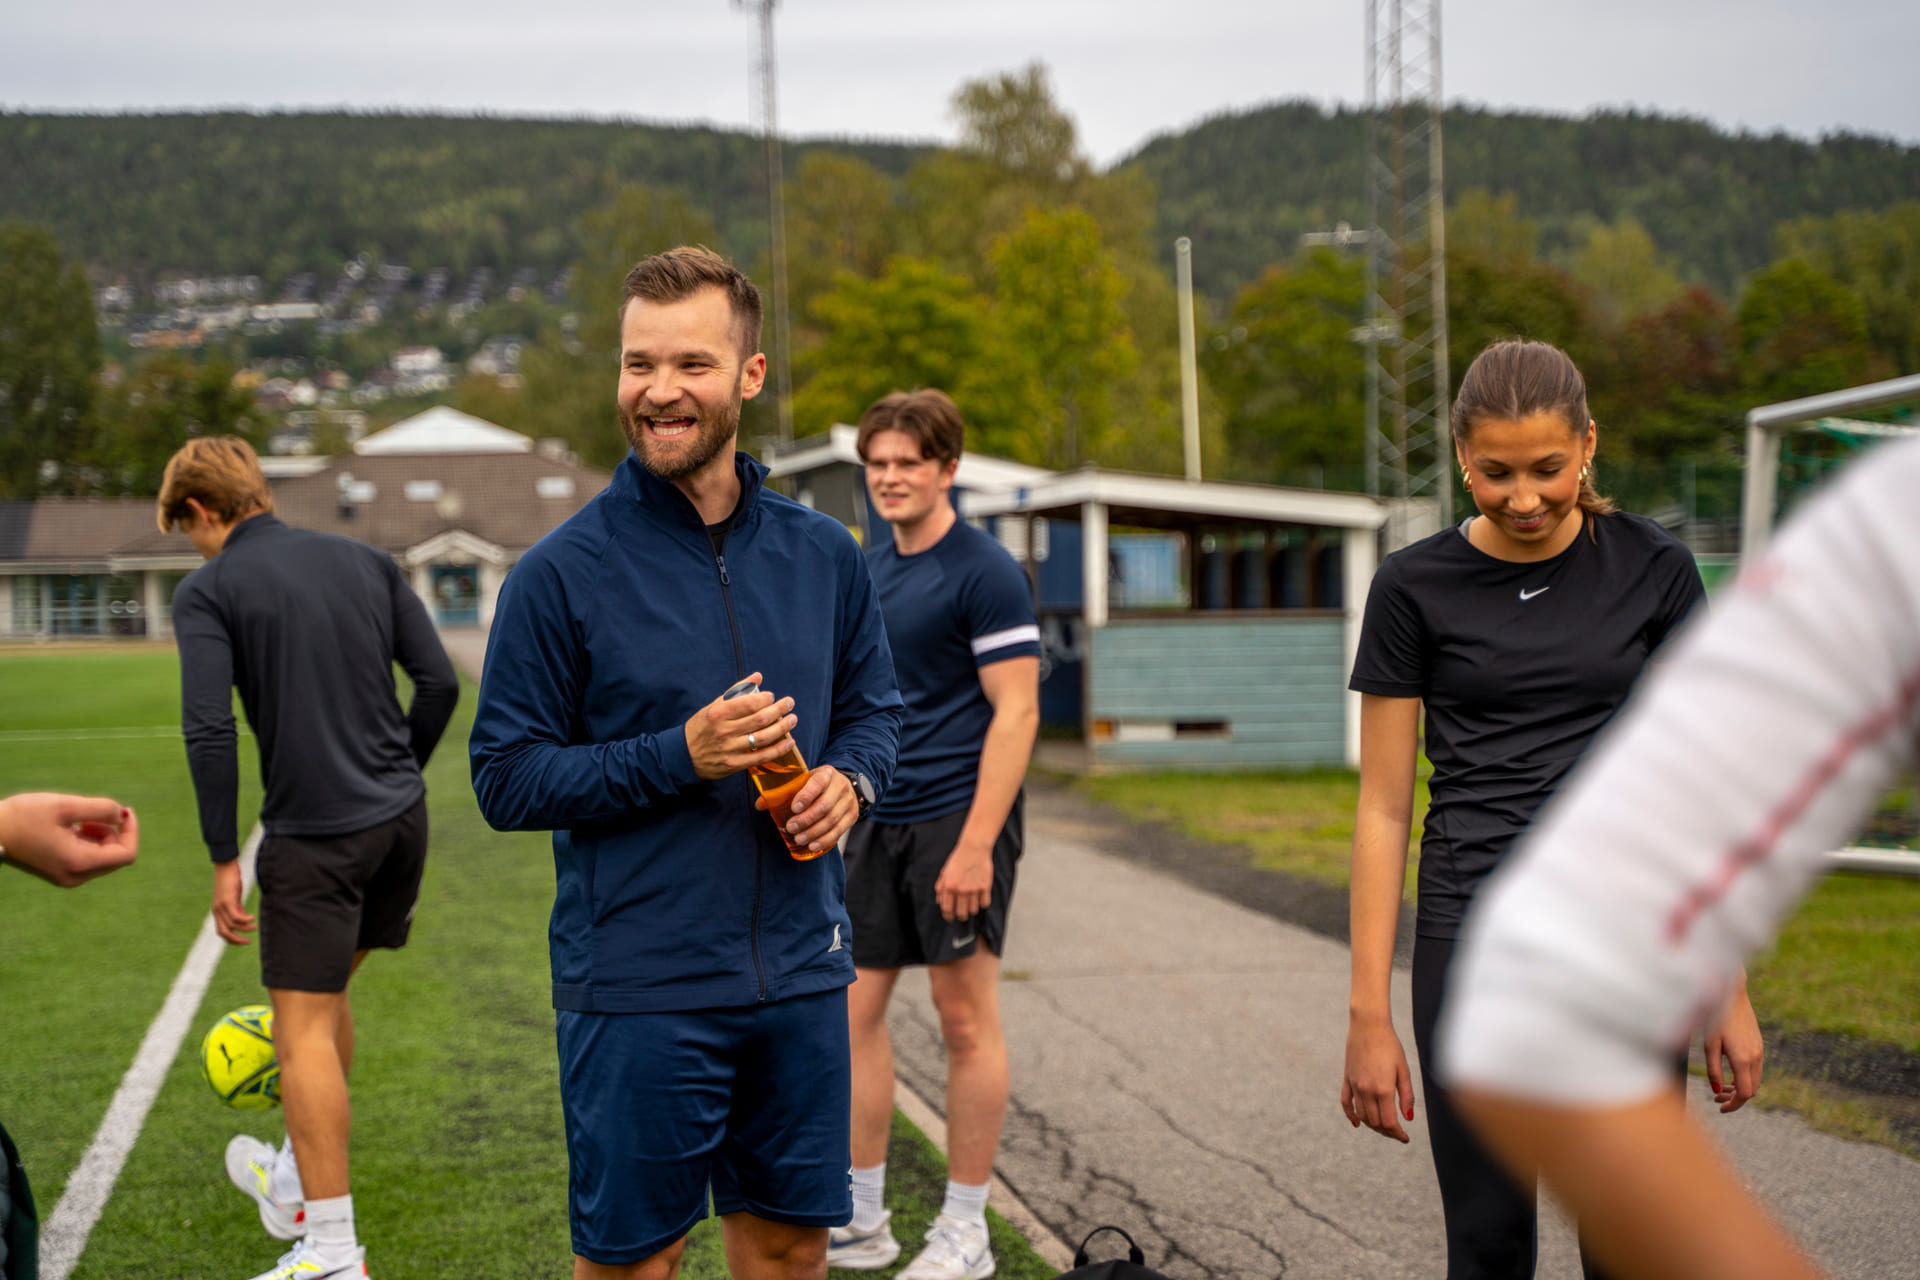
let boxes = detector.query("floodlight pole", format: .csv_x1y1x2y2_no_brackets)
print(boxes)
1175,237,1202,482
1364,0,1451,550
736,0,794,444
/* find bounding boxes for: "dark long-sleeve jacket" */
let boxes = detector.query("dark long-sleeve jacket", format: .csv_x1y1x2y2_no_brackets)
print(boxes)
172,513,460,861
469,452,902,1014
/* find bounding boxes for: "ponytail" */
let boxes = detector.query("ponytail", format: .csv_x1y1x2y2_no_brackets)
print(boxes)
1454,339,1614,531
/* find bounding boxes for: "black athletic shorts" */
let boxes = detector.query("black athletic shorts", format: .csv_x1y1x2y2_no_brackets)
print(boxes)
843,791,1022,968
256,795,429,993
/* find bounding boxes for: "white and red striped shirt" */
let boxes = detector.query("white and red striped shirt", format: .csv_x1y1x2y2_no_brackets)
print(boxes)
1442,435,1920,1103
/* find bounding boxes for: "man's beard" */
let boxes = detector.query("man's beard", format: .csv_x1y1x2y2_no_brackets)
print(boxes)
621,376,742,481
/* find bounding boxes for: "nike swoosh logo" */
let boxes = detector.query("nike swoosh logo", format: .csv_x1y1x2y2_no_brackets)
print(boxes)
952,931,975,949
1518,586,1551,601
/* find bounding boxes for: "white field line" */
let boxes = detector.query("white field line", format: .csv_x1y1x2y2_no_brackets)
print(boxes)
39,824,263,1280
0,726,252,743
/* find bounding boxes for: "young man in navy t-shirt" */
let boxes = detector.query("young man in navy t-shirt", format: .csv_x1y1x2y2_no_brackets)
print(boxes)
829,391,1040,1280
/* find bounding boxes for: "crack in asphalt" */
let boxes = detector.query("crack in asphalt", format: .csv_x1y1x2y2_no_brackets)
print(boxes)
1015,977,1365,1250
890,990,1407,1280
1104,1068,1364,1250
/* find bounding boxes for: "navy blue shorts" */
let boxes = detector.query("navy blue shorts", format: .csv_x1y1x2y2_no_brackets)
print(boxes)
555,987,853,1266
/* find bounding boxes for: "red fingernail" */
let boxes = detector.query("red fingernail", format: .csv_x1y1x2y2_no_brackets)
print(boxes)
1405,1109,1414,1120
1351,1117,1359,1127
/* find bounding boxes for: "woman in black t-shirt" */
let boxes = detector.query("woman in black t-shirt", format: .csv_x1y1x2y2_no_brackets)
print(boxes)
1339,340,1765,1279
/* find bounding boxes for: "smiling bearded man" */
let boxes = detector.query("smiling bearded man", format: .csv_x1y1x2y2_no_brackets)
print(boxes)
471,245,902,1280
618,357,742,481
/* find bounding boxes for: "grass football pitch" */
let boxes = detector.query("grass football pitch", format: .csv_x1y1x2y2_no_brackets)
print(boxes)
0,648,1052,1280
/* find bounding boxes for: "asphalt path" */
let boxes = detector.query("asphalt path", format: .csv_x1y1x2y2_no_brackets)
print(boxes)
884,783,1920,1280
437,631,1920,1279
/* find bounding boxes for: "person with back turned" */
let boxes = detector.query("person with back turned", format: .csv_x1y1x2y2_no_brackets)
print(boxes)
161,436,459,1280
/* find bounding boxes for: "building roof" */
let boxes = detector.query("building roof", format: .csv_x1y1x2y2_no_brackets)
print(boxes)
268,451,610,555
0,499,199,568
353,406,535,455
767,424,1054,494
0,449,610,570
959,466,1390,531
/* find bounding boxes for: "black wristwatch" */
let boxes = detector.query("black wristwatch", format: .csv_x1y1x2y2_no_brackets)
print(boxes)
849,771,877,821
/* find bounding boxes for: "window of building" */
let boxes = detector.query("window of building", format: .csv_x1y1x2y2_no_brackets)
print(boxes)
49,575,103,637
10,576,44,635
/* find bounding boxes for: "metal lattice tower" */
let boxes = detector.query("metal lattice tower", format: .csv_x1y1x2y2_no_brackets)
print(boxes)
735,0,794,444
1364,0,1451,546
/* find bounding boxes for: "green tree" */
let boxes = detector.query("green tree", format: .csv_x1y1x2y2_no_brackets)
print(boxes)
953,63,1084,184
0,222,98,497
1735,257,1886,406
1447,190,1541,267
1570,215,1686,327
783,154,904,378
514,186,721,468
1595,287,1742,462
902,64,1156,293
897,66,1184,472
1774,203,1920,376
1447,245,1596,390
1205,249,1366,486
988,207,1138,468
791,258,1032,448
449,371,527,440
86,353,266,494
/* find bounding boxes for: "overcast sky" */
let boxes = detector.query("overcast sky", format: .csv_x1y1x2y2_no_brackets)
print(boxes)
4,1,1915,164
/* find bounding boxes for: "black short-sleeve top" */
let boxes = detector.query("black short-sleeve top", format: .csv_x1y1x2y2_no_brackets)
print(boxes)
1349,511,1707,938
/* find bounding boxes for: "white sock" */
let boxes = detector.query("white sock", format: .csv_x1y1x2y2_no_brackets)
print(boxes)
304,1193,357,1260
940,1179,989,1229
272,1139,305,1205
849,1163,887,1231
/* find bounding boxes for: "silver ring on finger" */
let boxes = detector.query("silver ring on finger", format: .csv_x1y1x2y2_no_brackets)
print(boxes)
747,732,758,750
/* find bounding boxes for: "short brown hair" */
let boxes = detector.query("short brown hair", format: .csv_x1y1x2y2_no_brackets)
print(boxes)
855,389,965,467
1451,339,1614,517
620,246,763,356
156,436,274,532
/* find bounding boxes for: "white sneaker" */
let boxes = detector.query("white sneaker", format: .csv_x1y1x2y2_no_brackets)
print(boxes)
828,1211,903,1270
899,1214,994,1280
225,1135,304,1241
242,1238,368,1280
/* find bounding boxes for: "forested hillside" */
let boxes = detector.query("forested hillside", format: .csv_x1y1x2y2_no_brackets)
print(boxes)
1124,101,1920,298
4,77,1915,507
0,112,925,285
6,103,1919,299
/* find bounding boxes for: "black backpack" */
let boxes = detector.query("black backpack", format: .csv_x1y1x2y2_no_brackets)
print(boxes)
1058,1227,1174,1280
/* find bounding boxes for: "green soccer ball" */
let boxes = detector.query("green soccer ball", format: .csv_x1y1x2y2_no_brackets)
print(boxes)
201,1005,280,1110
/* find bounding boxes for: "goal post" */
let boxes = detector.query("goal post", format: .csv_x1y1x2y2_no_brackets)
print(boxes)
1740,372,1920,555
1737,372,1920,878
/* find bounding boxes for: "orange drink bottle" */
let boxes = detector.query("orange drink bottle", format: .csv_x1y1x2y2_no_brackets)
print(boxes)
723,678,821,861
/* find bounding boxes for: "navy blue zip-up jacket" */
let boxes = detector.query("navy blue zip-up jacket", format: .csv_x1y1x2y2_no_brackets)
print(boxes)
469,451,903,1014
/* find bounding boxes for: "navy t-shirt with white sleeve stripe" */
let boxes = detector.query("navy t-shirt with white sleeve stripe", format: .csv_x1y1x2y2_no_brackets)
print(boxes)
865,519,1041,823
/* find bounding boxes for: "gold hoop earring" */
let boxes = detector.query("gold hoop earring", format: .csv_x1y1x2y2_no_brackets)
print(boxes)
1580,463,1592,484
1461,468,1472,491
